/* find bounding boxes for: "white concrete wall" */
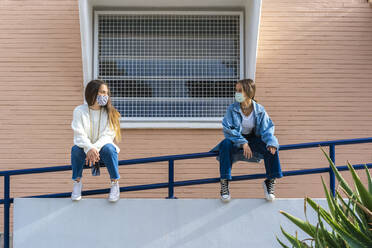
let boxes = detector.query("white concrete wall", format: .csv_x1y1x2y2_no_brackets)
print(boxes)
13,198,328,248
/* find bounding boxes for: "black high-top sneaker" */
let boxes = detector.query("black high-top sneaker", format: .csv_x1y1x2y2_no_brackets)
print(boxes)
263,178,276,201
220,179,231,203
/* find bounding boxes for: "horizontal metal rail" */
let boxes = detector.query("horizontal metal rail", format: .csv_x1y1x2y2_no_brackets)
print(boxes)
1,137,371,177
1,163,371,206
0,137,371,248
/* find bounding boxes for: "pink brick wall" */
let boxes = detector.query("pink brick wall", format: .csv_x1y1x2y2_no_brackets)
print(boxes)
0,0,371,229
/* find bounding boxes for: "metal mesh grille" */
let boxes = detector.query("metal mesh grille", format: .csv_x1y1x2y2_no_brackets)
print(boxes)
96,13,241,119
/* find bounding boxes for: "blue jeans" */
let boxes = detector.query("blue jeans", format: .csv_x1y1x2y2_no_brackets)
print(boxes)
71,144,120,180
219,135,283,180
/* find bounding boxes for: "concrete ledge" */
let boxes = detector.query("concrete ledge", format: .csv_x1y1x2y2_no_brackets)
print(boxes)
14,198,328,248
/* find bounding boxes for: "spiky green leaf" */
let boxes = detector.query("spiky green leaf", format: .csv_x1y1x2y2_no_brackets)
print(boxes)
346,161,372,212
340,187,370,232
280,211,317,237
306,198,334,224
276,236,291,248
321,177,336,217
337,191,366,233
280,227,309,248
365,166,372,194
321,147,353,196
331,196,372,244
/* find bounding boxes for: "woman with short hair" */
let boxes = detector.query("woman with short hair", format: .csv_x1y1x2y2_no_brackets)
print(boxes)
212,79,283,202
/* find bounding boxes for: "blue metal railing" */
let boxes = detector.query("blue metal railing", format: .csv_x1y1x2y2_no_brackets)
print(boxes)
1,137,372,248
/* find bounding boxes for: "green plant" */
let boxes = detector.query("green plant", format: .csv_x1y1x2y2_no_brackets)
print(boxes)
277,148,372,248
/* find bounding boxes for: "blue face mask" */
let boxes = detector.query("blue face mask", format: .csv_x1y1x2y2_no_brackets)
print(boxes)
97,95,109,106
235,92,245,103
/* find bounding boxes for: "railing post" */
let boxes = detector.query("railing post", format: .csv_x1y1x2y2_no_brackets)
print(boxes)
167,160,176,199
329,145,336,197
4,175,10,248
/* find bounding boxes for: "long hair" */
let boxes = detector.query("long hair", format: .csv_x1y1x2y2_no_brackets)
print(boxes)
236,79,256,102
85,80,121,142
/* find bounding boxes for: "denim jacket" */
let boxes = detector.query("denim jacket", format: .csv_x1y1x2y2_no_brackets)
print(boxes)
211,100,279,163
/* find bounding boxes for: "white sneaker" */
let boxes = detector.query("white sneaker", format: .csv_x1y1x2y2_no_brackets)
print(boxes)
220,179,231,203
263,179,276,201
71,180,82,201
108,181,120,202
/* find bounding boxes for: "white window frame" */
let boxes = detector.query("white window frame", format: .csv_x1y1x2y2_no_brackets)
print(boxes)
93,10,244,128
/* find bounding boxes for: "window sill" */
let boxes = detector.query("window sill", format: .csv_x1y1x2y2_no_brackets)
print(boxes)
120,119,222,129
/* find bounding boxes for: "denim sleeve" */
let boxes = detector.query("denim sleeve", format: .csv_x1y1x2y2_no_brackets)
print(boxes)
222,106,247,148
258,111,279,149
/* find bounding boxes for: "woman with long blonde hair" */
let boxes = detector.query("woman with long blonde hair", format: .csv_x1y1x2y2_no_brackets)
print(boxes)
70,80,122,202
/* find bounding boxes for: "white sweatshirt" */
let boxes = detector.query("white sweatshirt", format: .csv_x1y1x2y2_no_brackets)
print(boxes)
71,104,120,154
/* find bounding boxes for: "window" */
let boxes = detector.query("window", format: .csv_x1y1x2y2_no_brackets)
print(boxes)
94,11,243,123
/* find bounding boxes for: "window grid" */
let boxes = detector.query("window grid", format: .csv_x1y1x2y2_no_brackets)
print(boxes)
96,13,242,119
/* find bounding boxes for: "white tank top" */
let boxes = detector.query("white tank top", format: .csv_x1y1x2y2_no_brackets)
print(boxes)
239,108,255,135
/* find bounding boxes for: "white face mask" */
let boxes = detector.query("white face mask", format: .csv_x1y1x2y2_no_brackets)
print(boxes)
235,92,245,103
97,95,109,106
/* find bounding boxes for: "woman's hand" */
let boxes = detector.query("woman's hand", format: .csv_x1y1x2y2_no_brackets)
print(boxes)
86,148,100,166
242,143,252,159
267,146,277,155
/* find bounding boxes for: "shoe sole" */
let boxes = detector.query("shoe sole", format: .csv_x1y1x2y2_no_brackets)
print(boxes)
71,196,81,201
267,196,275,201
262,182,275,201
72,182,82,201
220,195,231,203
108,198,119,203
